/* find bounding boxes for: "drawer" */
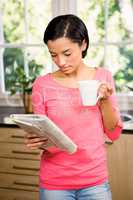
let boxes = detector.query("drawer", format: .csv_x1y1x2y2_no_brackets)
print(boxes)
0,143,40,160
0,128,26,143
0,157,39,175
0,188,39,200
0,173,39,191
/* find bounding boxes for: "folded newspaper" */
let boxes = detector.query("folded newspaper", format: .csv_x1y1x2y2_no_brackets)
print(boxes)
10,114,77,154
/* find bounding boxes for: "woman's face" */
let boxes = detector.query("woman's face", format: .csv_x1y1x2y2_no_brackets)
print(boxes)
47,37,86,74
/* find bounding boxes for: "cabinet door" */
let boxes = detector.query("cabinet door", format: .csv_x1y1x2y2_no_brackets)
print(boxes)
0,157,39,175
0,128,26,143
0,143,40,160
0,173,39,191
107,134,133,200
0,188,39,200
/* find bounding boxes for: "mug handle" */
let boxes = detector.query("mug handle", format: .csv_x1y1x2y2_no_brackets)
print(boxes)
96,82,103,103
96,94,102,103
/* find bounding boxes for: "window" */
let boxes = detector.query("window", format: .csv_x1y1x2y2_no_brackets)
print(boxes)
77,0,133,93
0,0,52,94
0,0,77,95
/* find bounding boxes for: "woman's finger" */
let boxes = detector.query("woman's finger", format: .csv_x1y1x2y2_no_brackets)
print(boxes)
26,141,45,149
25,136,48,145
25,133,38,139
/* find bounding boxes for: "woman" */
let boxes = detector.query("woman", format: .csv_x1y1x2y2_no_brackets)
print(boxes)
26,14,123,200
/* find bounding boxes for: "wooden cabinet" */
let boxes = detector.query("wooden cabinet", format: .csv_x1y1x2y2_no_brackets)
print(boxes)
0,127,40,200
0,127,133,200
107,133,133,200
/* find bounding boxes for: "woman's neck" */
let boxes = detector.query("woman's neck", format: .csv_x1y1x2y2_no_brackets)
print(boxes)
56,67,96,81
55,64,91,79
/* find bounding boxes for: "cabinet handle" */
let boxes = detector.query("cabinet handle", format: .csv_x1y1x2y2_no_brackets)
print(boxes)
14,181,38,187
105,141,113,145
11,135,24,139
12,150,39,155
13,165,39,171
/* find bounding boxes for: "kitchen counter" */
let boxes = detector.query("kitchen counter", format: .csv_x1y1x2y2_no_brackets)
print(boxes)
0,123,18,128
0,122,132,134
122,129,133,134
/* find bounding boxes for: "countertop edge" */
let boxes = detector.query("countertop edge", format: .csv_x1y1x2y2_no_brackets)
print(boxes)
0,123,132,134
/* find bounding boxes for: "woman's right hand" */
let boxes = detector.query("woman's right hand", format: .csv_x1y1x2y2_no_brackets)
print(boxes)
25,133,48,150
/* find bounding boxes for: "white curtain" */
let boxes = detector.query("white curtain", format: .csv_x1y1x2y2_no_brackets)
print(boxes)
52,0,77,18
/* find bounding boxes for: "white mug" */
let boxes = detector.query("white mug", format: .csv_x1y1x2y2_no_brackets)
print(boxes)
78,80,101,106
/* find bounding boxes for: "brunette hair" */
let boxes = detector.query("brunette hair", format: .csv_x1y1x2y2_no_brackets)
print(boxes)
43,14,89,58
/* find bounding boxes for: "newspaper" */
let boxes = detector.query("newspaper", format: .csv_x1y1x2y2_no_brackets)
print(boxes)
10,114,77,154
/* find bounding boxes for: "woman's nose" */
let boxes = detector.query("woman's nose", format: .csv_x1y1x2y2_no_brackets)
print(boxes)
57,56,66,67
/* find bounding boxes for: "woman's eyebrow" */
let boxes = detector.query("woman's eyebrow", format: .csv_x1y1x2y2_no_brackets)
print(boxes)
49,49,71,54
62,49,71,53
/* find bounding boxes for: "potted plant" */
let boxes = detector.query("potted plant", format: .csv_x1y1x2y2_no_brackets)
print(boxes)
9,60,44,113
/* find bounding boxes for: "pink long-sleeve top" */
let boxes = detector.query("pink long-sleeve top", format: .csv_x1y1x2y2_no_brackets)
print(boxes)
32,67,123,190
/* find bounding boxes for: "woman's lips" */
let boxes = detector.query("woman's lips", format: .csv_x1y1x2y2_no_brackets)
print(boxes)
61,66,72,71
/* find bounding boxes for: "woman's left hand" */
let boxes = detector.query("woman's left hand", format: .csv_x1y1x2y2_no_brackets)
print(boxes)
98,82,113,100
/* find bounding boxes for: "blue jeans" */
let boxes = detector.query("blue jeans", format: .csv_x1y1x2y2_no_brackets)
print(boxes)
39,181,112,200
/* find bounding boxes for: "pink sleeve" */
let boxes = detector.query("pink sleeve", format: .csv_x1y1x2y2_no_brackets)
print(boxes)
31,76,46,115
102,71,123,141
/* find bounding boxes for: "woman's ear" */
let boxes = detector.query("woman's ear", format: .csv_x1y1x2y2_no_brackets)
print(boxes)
81,40,87,51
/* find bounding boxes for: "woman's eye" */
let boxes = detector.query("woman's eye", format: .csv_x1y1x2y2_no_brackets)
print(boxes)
65,53,71,56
